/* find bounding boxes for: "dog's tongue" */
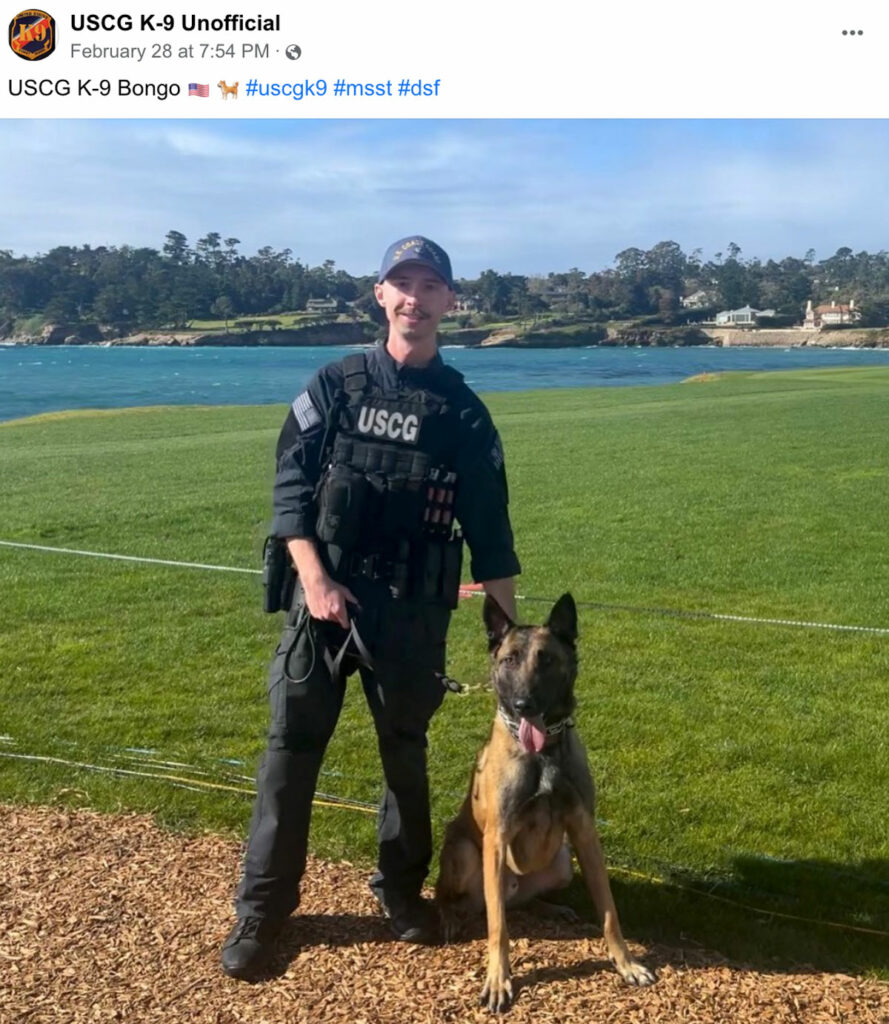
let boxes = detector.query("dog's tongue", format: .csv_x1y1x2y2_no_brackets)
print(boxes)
518,718,547,754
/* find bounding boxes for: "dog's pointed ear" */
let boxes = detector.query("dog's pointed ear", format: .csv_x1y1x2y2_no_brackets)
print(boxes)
483,594,514,652
546,593,577,645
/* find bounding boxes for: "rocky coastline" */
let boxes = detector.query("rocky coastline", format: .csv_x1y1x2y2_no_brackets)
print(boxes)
701,326,889,348
3,320,889,349
0,320,378,348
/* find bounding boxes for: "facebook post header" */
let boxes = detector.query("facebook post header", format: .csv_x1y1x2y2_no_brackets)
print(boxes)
4,0,887,117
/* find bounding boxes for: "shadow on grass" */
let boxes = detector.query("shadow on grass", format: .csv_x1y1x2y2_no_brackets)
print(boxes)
593,853,889,979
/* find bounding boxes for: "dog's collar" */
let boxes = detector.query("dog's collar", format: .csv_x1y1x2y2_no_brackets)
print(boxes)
497,707,574,743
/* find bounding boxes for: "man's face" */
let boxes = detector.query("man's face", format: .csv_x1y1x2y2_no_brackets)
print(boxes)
374,262,455,343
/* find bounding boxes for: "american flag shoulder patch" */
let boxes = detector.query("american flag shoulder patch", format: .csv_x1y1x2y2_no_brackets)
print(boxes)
292,391,322,431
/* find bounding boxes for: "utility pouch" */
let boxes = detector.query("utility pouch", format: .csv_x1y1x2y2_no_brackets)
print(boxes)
421,542,443,601
440,532,464,609
389,538,411,600
315,465,370,548
412,533,463,608
262,535,295,614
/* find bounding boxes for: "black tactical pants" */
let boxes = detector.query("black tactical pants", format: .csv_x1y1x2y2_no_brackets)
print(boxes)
235,580,451,921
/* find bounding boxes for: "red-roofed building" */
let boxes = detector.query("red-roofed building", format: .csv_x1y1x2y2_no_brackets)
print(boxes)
804,298,860,328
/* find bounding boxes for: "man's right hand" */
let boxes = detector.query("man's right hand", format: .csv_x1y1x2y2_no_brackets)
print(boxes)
300,575,359,629
285,537,358,628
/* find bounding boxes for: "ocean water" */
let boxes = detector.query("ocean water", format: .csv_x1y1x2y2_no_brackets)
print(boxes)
3,343,889,423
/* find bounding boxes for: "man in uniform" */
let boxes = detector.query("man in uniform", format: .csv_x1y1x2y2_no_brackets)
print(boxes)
221,235,520,980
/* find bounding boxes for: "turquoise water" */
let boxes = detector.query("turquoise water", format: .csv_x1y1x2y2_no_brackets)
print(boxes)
3,343,889,423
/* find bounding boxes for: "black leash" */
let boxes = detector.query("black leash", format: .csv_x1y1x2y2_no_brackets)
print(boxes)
283,604,464,693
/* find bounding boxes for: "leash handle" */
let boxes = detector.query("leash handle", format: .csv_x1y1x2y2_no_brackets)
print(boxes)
323,619,375,682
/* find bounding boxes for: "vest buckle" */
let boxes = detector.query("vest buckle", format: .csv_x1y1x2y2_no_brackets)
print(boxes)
348,552,391,581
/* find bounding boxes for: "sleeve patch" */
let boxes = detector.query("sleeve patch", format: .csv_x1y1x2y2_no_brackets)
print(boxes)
292,390,322,432
490,433,504,470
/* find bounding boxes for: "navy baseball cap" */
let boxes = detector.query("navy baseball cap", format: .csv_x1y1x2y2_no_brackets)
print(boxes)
378,236,454,289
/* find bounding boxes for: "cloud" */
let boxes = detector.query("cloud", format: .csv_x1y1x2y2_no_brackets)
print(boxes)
2,119,887,273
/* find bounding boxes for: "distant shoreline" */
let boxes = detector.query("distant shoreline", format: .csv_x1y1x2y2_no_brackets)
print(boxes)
4,323,889,350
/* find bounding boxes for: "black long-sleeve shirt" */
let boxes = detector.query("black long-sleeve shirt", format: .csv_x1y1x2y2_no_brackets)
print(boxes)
271,342,521,582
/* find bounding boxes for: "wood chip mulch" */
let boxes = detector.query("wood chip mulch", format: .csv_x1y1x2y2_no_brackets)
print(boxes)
2,804,887,1023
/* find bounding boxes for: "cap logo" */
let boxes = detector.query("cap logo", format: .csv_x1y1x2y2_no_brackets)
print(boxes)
393,238,442,267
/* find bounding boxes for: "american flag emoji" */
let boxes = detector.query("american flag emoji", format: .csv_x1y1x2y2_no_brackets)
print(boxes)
188,83,210,97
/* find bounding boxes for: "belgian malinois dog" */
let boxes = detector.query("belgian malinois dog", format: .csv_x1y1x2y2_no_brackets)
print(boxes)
435,593,655,1012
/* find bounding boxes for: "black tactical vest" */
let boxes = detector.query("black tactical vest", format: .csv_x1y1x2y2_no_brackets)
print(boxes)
314,353,465,604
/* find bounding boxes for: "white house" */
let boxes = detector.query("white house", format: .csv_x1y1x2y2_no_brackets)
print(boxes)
715,305,776,326
681,289,717,309
305,298,338,313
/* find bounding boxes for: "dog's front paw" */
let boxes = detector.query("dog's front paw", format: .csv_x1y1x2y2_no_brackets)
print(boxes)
480,970,514,1013
615,958,656,987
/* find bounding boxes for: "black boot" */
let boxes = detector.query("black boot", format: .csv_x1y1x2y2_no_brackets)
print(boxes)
220,916,284,980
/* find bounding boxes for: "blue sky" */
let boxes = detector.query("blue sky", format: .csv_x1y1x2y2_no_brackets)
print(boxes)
4,119,888,276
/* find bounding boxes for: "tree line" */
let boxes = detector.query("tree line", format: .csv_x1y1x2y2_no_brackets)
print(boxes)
2,232,889,328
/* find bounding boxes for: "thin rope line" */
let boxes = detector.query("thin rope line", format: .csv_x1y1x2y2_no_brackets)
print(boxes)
0,540,260,574
0,751,377,815
3,539,888,636
459,585,889,636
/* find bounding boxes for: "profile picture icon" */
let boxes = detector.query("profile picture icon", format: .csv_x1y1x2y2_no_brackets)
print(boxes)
9,9,56,60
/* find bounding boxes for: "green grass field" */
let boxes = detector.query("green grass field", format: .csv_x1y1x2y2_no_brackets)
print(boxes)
2,367,888,977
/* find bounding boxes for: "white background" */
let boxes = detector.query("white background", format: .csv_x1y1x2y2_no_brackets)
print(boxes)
3,0,887,117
